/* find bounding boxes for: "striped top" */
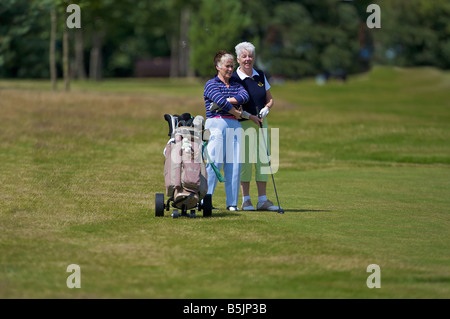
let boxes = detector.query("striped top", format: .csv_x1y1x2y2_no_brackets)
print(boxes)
204,75,250,119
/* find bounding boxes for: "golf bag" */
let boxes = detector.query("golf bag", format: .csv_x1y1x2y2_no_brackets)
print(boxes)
155,113,212,217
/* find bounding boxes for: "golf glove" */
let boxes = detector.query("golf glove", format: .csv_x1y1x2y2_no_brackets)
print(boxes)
259,106,270,118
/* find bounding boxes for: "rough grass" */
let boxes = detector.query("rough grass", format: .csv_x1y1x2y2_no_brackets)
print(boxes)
0,66,449,298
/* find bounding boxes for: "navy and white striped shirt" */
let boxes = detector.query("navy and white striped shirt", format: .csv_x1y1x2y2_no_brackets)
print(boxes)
204,75,250,119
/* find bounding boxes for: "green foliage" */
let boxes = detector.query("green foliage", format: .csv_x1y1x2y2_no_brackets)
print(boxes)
189,0,251,77
373,0,450,69
261,1,363,77
0,0,449,79
0,0,51,78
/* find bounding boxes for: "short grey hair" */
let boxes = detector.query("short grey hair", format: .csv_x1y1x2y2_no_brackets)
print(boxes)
235,42,256,58
214,50,235,73
218,53,235,68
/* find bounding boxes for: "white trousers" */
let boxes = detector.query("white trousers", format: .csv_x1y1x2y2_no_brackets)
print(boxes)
205,118,241,207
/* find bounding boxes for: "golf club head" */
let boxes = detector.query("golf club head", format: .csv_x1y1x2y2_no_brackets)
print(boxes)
193,115,204,128
278,208,285,214
209,102,222,112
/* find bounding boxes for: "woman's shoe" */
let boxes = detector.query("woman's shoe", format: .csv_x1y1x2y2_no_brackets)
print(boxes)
257,199,281,211
241,199,256,211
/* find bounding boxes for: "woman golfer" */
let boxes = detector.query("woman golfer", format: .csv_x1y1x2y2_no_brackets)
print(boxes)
203,50,249,211
231,41,282,211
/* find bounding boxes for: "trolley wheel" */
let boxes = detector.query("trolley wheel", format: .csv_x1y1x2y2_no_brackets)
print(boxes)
155,193,165,217
202,194,212,217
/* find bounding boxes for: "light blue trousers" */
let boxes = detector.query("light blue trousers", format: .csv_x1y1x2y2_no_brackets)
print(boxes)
205,118,241,207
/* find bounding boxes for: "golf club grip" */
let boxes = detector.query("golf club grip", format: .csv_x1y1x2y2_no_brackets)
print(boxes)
257,112,263,128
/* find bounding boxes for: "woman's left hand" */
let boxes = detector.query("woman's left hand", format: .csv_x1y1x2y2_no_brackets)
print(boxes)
259,106,270,118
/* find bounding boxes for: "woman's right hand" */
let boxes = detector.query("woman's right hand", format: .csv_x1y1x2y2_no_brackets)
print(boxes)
228,107,242,120
249,115,262,126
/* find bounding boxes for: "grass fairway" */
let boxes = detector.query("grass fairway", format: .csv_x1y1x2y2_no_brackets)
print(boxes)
0,66,449,299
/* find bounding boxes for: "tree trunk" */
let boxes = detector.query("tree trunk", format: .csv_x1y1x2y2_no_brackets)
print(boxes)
179,8,189,77
50,9,57,90
89,32,103,81
169,33,179,78
74,29,86,80
63,28,70,91
172,7,194,78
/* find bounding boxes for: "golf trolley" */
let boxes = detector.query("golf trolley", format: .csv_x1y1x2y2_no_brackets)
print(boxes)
154,192,212,218
155,113,212,218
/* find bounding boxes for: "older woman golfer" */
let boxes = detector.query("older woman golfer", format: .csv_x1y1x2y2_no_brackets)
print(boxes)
231,41,282,211
203,50,250,211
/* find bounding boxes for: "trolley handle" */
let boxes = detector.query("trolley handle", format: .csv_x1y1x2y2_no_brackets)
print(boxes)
164,114,174,137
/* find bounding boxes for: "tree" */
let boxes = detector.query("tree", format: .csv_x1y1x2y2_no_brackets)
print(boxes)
1,0,448,81
50,8,57,90
189,0,251,77
63,23,70,91
146,0,200,78
261,0,367,78
51,0,76,90
374,0,450,69
0,0,51,78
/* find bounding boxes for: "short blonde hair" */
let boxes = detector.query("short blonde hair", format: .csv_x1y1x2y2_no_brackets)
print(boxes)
235,42,256,58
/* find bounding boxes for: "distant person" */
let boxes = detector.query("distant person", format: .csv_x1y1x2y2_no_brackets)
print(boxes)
231,41,282,211
204,50,250,211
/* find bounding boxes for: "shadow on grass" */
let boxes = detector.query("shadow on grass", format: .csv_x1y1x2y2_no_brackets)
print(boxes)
209,212,241,218
210,209,332,216
157,209,331,218
283,209,332,213
157,211,240,218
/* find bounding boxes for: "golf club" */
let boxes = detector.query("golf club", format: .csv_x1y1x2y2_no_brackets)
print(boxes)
209,102,223,113
257,111,284,214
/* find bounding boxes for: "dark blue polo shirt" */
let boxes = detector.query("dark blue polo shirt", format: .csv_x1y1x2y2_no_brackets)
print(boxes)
231,68,268,118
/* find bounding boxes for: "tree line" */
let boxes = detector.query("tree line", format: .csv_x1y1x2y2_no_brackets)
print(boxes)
1,0,449,84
